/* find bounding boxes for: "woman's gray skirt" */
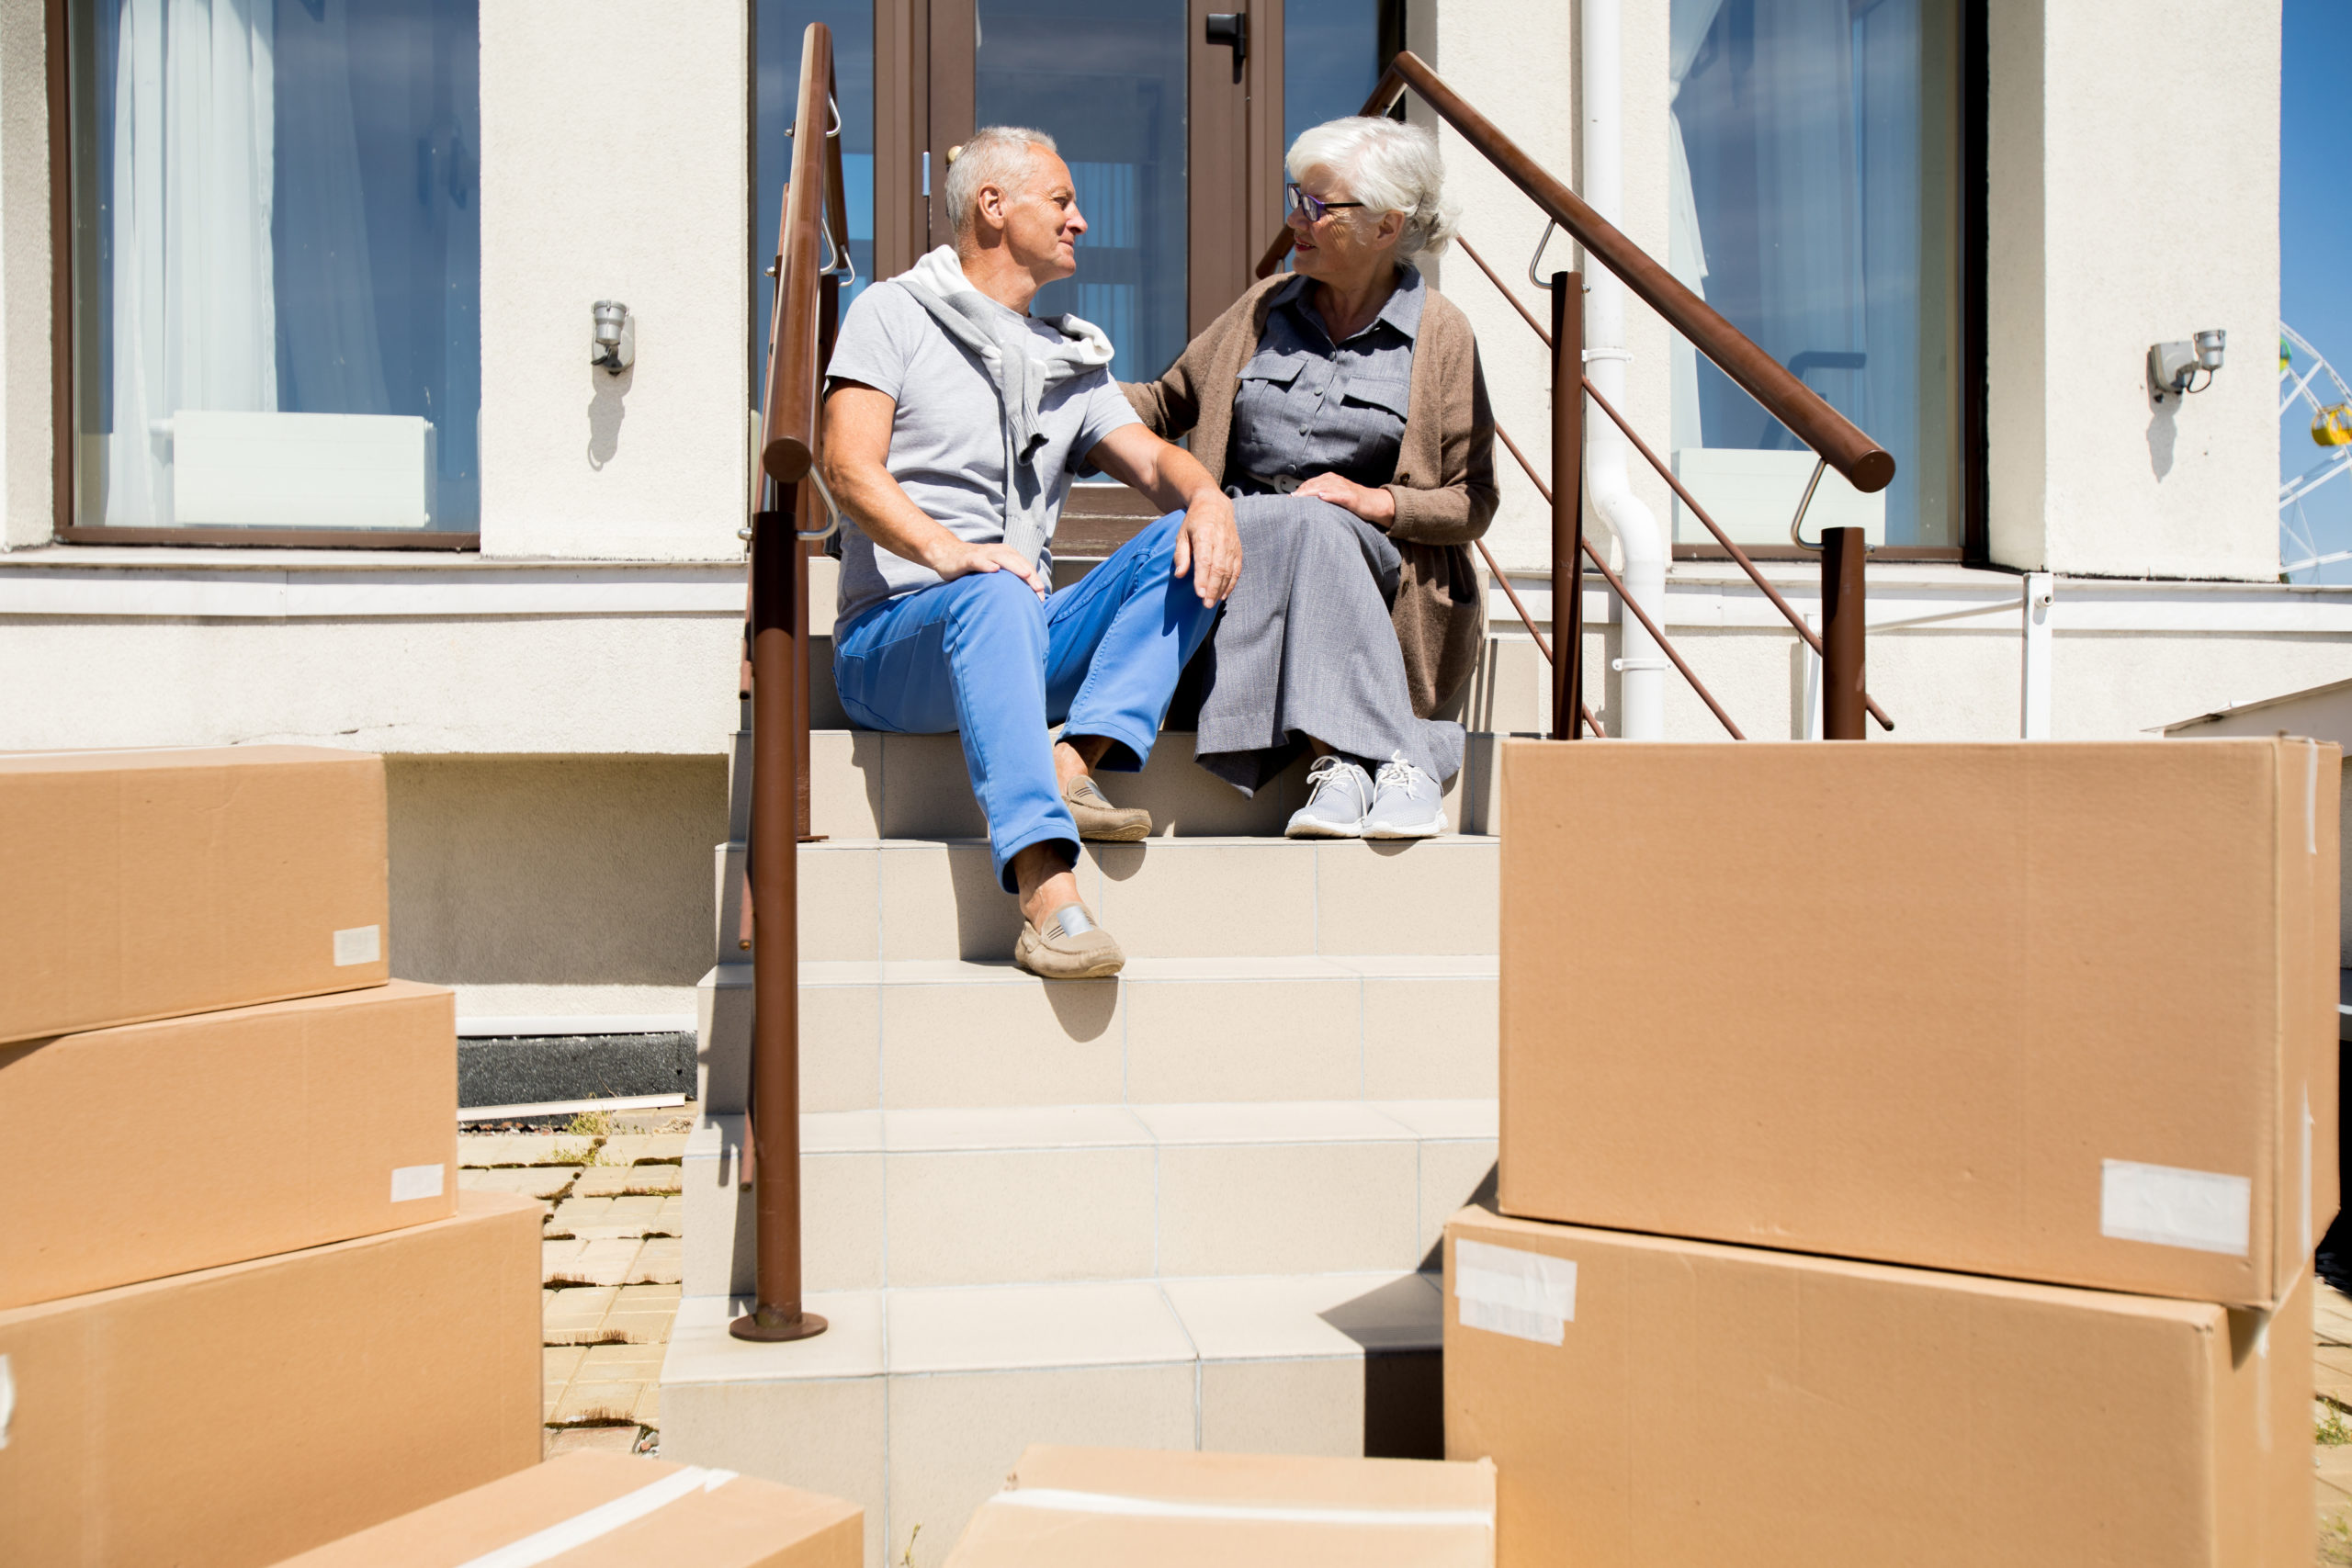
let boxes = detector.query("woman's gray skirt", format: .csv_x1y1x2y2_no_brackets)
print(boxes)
1193,492,1466,796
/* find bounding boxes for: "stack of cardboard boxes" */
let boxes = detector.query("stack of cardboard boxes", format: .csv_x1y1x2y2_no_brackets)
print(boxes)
0,747,543,1567
1447,739,2338,1566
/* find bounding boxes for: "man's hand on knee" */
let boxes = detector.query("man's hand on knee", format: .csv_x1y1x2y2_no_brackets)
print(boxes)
1172,492,1243,606
931,539,1047,600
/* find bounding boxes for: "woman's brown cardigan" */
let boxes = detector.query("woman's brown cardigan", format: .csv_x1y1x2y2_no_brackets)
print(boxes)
1121,272,1498,717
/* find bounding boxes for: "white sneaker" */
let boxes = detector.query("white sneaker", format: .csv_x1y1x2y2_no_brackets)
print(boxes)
1363,751,1445,839
1285,755,1373,838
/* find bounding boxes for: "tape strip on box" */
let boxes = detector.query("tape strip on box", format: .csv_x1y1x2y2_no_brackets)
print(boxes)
334,925,381,966
1454,1238,1578,1346
2100,1158,2252,1257
989,1489,1493,1529
390,1163,447,1203
454,1467,735,1568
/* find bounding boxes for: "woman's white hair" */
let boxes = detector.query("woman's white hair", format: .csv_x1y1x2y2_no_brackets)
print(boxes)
944,125,1058,236
1285,116,1459,260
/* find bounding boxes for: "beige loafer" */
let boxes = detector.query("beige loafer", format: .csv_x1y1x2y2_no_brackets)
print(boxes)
1014,903,1126,980
1063,774,1151,841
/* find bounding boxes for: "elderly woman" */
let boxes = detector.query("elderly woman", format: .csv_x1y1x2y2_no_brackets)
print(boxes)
1123,116,1496,839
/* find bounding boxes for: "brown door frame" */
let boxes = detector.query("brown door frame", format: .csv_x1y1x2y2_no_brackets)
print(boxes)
878,0,1283,342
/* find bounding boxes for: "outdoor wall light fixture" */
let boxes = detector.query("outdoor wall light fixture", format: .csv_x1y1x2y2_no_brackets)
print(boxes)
2149,328,2225,402
591,300,635,375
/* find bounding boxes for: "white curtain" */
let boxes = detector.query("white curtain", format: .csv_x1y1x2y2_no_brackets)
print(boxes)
1667,0,1725,456
104,0,277,526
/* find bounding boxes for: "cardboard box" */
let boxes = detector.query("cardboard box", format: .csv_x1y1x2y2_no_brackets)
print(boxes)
0,979,458,1311
1443,1206,2312,1568
2,1190,543,1568
0,745,390,1045
1498,739,2339,1308
269,1451,862,1567
944,1445,1495,1567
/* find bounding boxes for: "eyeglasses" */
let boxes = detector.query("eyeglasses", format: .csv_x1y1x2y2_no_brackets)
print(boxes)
1284,183,1365,224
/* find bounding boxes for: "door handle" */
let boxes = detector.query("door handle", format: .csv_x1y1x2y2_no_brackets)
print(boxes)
1205,13,1247,84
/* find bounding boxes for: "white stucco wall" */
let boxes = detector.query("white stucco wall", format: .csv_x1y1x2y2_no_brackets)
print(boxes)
479,0,750,560
1987,0,2281,581
0,0,51,549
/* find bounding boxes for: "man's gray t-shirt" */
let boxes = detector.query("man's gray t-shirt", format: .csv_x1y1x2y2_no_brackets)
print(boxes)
824,282,1140,626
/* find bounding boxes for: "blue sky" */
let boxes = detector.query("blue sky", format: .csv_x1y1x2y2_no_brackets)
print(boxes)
2284,0,2352,371
2281,0,2352,572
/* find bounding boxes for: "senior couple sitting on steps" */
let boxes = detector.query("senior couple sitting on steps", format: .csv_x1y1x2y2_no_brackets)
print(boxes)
822,117,1498,982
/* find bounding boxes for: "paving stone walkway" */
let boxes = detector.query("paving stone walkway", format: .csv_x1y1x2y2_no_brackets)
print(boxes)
2317,1282,2352,1562
457,1106,693,1459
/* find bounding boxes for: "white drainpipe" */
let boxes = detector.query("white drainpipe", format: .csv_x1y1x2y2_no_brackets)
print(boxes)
1579,0,1667,739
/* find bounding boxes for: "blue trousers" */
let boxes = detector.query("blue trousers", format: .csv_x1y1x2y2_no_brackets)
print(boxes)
832,512,1216,891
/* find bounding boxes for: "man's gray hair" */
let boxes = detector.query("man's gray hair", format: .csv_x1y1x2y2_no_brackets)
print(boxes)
945,125,1059,236
1285,116,1459,260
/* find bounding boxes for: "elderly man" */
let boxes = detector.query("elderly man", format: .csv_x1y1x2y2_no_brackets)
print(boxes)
820,125,1241,981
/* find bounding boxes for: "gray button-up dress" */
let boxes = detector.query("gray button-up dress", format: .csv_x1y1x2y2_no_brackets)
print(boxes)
1195,267,1468,795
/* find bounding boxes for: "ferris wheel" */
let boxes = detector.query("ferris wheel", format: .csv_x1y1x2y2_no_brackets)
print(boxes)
2279,321,2352,578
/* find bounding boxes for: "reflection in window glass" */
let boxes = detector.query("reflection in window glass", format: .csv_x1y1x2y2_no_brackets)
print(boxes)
1669,0,1962,547
756,2,874,362
977,0,1188,384
72,0,481,535
1283,0,1385,153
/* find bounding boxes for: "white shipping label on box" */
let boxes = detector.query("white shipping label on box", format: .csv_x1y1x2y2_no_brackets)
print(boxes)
390,1163,447,1203
1455,1238,1577,1346
2101,1159,2253,1256
334,925,382,966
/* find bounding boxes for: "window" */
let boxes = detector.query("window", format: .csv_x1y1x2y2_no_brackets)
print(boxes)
1283,0,1392,152
1668,0,1968,552
64,0,482,545
755,1,875,361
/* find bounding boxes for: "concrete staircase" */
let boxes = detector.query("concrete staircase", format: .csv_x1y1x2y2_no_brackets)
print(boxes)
662,692,1504,1566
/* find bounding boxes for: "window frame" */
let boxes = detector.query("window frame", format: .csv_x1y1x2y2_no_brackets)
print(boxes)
1667,0,1987,568
46,0,483,553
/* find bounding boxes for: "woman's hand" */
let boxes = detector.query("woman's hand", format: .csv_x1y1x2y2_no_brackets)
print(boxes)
1294,471,1396,525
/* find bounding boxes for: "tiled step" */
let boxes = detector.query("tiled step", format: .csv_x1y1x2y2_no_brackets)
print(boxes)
773,833,1500,964
695,953,1498,1113
797,729,1509,840
680,1099,1497,1297
659,1269,1445,1568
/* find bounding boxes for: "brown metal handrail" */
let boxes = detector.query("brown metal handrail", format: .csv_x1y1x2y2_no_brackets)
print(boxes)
1258,51,1893,494
731,21,845,1348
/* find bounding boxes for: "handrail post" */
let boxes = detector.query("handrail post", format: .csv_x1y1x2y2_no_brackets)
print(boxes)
1550,271,1586,739
1821,526,1866,740
733,501,827,1344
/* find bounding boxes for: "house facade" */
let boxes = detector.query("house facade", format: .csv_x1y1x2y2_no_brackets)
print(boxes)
0,0,2328,1032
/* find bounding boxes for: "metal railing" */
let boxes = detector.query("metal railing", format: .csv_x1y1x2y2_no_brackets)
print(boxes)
730,21,850,1346
1258,51,1894,739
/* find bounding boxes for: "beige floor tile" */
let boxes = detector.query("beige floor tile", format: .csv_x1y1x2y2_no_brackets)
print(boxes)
800,843,882,963
542,1344,586,1404
1157,1140,1420,1276
553,1380,648,1426
1091,840,1316,958
1418,1141,1500,1260
885,1147,1155,1286
1360,975,1498,1099
604,1134,690,1165
574,1164,683,1197
582,1340,667,1378
881,976,1124,1108
547,1238,643,1288
457,1133,507,1169
542,1284,618,1341
888,1280,1194,1375
802,979,883,1113
888,1365,1194,1568
628,1236,683,1285
660,1370,888,1568
1315,839,1497,955
632,1382,662,1429
545,1426,643,1458
878,841,1087,963
1125,976,1360,1102
461,1166,583,1201
1199,1357,1366,1457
